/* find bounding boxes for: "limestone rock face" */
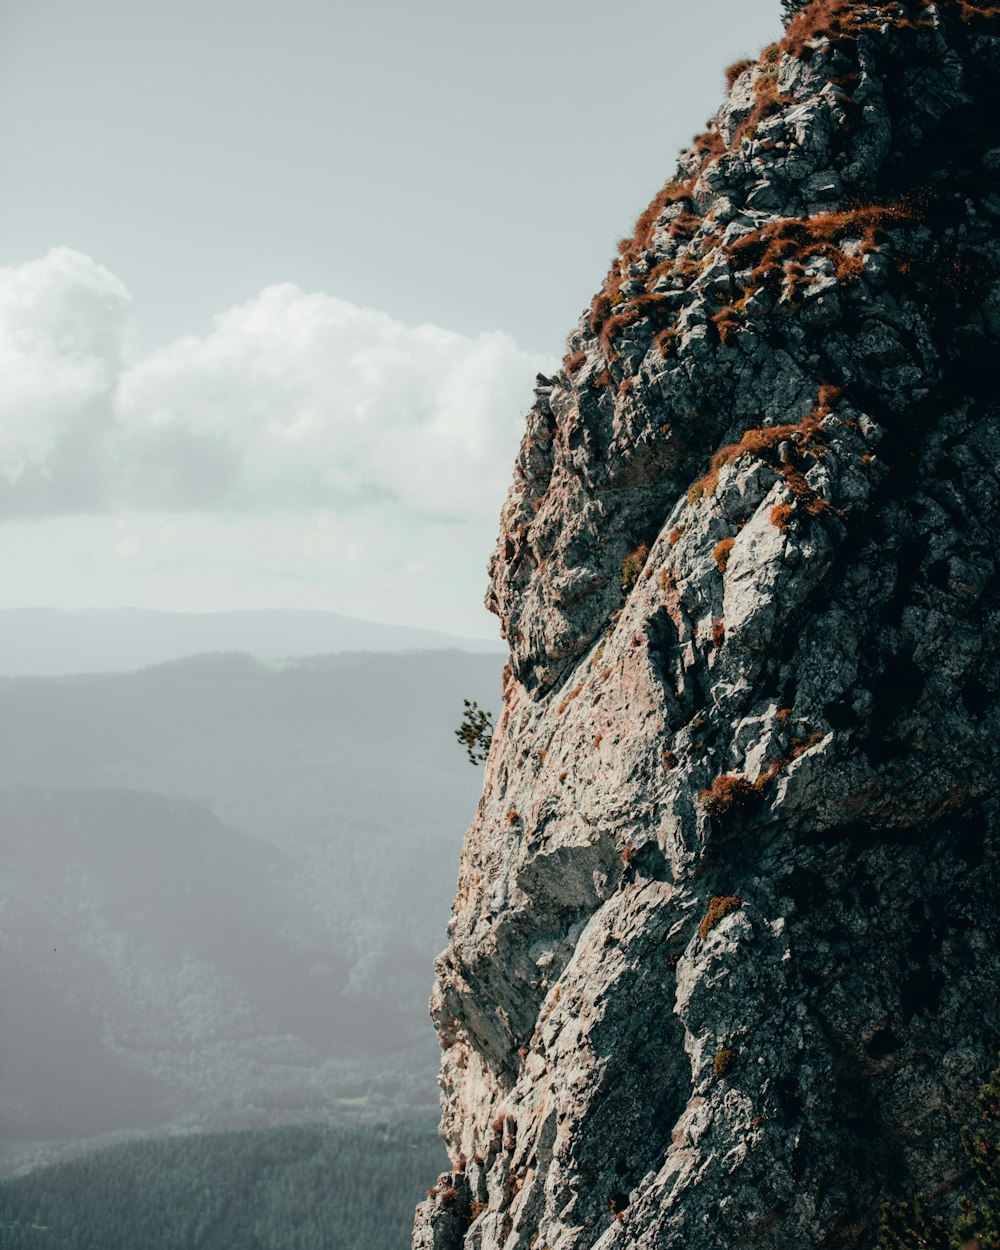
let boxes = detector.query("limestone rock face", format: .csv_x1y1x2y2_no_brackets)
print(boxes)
413,4,1000,1248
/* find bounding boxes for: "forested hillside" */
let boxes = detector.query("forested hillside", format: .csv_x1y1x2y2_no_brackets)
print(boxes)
0,1120,445,1250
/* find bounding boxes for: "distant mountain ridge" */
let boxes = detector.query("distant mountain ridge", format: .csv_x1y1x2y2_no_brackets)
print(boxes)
0,607,503,676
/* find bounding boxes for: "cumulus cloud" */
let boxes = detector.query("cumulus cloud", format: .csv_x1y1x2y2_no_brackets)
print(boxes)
0,249,551,524
0,248,134,516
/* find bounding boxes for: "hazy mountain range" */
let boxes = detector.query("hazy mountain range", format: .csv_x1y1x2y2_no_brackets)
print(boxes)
0,629,502,1174
0,607,503,677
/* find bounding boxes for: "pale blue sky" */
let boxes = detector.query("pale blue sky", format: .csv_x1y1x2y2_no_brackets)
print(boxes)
0,0,782,637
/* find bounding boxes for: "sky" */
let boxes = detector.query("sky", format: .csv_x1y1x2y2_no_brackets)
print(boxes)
0,0,782,640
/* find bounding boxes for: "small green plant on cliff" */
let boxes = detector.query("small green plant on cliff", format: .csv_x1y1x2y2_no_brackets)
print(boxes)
455,700,494,765
877,1052,1000,1249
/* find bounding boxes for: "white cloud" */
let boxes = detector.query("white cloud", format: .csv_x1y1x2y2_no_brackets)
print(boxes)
0,250,550,525
0,248,552,635
0,248,134,515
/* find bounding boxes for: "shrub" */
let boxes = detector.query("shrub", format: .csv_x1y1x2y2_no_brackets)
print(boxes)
712,619,726,648
771,502,795,531
713,1047,737,1076
726,57,755,89
698,895,744,939
622,543,651,589
713,538,736,573
700,774,759,820
455,700,494,765
712,305,742,344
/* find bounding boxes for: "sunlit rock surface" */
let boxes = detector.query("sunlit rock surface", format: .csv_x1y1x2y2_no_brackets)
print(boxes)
414,4,1000,1247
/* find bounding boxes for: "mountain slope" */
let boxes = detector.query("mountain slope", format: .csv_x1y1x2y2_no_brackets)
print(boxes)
415,4,1000,1249
0,650,502,1164
0,785,359,1146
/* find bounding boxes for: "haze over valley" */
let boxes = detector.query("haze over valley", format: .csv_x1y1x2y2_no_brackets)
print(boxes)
0,618,502,1175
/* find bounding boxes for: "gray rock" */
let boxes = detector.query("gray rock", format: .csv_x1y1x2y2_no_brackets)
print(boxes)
415,6,1000,1249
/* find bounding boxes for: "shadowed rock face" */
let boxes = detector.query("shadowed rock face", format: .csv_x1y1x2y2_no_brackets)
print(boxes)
414,4,1000,1248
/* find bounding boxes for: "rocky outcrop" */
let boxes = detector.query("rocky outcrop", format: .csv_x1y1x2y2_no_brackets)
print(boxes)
413,3,1000,1248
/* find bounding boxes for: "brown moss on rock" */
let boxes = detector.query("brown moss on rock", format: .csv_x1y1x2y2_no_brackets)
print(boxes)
698,895,744,940
622,543,651,589
699,775,759,820
713,538,736,573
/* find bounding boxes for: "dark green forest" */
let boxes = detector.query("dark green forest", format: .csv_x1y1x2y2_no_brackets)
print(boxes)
0,1119,446,1250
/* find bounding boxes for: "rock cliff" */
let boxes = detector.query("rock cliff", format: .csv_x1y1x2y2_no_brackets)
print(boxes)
413,3,1000,1247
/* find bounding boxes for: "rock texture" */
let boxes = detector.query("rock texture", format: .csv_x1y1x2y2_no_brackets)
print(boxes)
414,3,1000,1247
